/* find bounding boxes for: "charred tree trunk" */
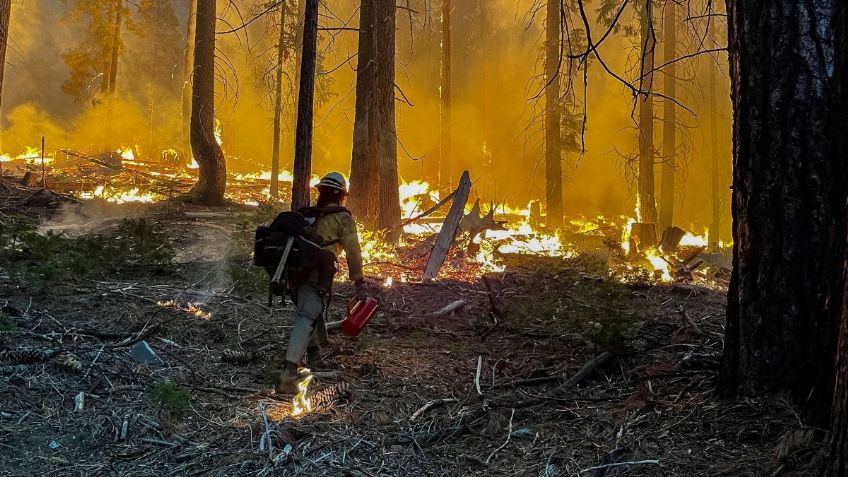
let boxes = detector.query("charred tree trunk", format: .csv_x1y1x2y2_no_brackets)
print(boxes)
637,0,657,227
544,0,563,228
373,0,400,232
186,0,226,205
349,0,378,225
270,0,287,199
106,0,123,95
708,43,720,247
0,0,9,150
349,0,400,231
291,0,319,210
829,0,848,474
181,0,198,158
719,0,844,428
658,1,676,231
438,0,451,190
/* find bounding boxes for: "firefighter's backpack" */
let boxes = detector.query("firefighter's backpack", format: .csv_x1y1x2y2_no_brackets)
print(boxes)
253,206,350,291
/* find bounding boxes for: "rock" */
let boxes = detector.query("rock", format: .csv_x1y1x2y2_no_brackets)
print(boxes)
128,341,161,364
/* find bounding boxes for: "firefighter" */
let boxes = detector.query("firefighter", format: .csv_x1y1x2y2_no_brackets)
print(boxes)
277,172,366,394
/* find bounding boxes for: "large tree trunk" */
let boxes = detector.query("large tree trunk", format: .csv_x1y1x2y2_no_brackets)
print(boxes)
349,0,400,231
828,0,848,474
373,0,400,232
438,0,451,190
637,0,657,227
719,0,844,427
348,0,378,225
181,0,198,158
291,0,319,210
270,0,286,199
708,40,720,247
106,0,123,95
0,0,10,124
658,1,676,231
186,0,226,205
544,0,563,228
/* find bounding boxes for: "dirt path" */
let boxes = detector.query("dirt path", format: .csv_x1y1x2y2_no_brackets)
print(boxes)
0,209,794,476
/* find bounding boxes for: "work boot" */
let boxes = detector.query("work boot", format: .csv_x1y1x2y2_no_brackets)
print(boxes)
306,346,331,370
276,361,301,394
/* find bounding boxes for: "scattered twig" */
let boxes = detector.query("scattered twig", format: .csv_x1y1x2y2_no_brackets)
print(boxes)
409,398,459,422
578,459,660,474
484,408,515,464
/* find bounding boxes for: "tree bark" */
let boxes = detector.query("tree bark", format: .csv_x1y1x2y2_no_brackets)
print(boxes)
349,0,400,231
719,0,843,428
348,0,378,225
181,0,198,158
708,35,720,247
186,0,226,205
438,0,451,190
106,0,123,95
270,0,286,199
829,0,848,473
658,1,676,231
372,0,400,232
637,0,657,227
544,0,563,228
291,0,319,210
0,0,10,123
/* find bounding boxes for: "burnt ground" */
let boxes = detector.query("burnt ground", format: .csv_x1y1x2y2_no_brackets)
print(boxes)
0,197,800,477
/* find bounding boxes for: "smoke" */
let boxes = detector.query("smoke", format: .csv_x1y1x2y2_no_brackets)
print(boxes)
1,0,733,239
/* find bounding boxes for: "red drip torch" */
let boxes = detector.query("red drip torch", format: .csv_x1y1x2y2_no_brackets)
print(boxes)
342,297,378,337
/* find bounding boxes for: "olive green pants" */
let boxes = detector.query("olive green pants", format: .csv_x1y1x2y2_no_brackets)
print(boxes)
285,284,327,364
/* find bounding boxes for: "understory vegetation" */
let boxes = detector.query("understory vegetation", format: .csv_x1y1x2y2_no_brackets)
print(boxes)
0,215,172,292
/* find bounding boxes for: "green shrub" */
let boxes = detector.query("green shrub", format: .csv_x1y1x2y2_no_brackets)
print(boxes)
0,313,15,332
150,381,191,418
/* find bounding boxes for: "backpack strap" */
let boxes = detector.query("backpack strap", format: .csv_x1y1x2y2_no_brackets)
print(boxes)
299,206,351,218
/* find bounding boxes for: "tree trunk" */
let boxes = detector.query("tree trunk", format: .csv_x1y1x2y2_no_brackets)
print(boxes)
372,0,400,232
719,0,844,428
708,39,720,247
438,0,451,190
0,0,10,128
181,0,198,158
349,0,400,231
186,0,226,205
291,0,319,210
828,0,848,473
270,0,286,199
544,0,563,228
658,1,676,231
637,0,657,227
348,0,378,225
106,0,123,95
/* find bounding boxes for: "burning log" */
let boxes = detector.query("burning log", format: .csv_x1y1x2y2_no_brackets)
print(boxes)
659,225,686,252
628,222,657,252
423,171,471,281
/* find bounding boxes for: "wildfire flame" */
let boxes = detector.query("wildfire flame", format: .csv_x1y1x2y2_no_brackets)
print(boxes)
290,372,313,417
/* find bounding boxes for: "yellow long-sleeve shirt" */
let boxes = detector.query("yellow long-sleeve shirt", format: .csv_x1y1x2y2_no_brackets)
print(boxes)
313,205,364,282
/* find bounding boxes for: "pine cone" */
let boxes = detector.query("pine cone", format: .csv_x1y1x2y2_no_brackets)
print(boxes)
0,349,57,364
62,354,84,373
310,382,352,409
221,349,255,364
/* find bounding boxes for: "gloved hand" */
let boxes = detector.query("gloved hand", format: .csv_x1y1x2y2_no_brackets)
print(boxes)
354,279,368,301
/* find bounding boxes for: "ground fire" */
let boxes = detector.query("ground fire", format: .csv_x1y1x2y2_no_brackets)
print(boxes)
3,0,847,476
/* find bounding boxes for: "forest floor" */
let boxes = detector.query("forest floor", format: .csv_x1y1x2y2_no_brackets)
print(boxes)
0,188,800,476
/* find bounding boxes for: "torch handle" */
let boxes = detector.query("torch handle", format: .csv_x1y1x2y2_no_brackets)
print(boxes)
270,237,295,286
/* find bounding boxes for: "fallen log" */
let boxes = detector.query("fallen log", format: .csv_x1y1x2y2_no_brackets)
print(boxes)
423,171,471,281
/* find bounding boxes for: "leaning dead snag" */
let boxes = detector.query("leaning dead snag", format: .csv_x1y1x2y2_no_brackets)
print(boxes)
423,171,471,281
